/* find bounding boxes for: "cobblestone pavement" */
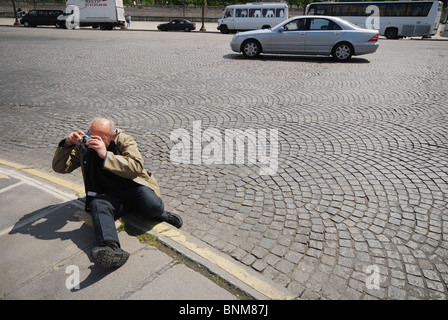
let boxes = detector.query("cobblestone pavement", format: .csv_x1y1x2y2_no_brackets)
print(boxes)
1,27,448,300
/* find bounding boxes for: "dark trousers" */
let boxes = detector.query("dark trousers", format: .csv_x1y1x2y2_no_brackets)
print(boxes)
89,185,164,246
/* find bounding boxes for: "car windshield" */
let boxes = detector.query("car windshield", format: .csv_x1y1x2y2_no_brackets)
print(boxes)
273,19,289,30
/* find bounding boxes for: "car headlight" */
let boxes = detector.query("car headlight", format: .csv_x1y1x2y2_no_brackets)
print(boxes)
232,34,239,41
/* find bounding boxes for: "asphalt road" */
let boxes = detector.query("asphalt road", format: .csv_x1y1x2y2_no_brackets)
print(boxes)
1,26,448,299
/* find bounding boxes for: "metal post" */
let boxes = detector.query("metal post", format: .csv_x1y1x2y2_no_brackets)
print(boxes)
11,0,20,25
200,0,206,31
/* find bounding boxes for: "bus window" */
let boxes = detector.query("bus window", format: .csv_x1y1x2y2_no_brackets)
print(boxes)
407,3,431,17
332,5,350,16
310,4,333,15
350,4,369,16
384,4,407,17
376,4,387,17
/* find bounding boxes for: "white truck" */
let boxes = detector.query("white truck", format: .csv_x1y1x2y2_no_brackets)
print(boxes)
57,0,125,30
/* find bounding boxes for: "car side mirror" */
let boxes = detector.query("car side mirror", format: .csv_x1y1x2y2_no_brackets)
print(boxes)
278,27,284,32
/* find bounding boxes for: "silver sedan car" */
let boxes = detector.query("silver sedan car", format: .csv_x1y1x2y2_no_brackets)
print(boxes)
230,16,379,61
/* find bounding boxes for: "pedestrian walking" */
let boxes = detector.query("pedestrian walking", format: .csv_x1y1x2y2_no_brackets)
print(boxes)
126,14,131,28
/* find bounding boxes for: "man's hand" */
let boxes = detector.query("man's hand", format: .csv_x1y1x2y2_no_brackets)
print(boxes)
88,136,108,159
65,131,85,147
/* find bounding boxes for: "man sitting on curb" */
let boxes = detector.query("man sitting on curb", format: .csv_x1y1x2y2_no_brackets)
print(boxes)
52,118,183,268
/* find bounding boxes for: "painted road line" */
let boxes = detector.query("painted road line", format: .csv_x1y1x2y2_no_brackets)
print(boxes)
22,168,85,196
0,158,85,196
0,180,25,195
1,158,293,299
0,159,27,170
151,222,294,300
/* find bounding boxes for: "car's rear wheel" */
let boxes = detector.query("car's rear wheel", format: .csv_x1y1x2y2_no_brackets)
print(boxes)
242,39,261,58
332,42,353,62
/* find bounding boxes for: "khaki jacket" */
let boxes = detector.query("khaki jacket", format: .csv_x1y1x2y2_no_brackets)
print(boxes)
52,129,162,199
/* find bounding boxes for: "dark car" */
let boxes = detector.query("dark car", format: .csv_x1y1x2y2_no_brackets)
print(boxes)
20,9,63,27
157,19,196,32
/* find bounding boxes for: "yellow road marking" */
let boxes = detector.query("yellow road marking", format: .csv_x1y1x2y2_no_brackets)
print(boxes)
1,158,292,299
22,168,85,195
153,224,294,300
0,173,11,179
0,158,85,195
0,159,27,169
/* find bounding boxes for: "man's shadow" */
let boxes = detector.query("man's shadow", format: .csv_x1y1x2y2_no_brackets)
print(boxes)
8,199,118,292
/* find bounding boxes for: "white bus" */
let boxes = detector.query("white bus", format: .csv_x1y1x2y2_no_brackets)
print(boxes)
218,2,289,34
306,1,443,39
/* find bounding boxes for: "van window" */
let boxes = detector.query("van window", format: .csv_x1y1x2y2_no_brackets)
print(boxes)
263,9,275,17
224,8,233,18
236,9,248,18
249,9,262,18
28,10,37,16
276,9,285,17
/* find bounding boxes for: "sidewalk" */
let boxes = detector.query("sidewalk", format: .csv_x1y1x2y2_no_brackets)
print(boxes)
0,159,294,300
1,18,448,40
0,18,220,32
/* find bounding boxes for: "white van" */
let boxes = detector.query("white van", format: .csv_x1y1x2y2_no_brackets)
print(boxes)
218,2,289,34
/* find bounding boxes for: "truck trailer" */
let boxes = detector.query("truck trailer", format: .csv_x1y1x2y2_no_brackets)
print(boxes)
57,0,125,30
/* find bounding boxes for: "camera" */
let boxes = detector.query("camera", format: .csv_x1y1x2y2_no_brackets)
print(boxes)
80,134,92,147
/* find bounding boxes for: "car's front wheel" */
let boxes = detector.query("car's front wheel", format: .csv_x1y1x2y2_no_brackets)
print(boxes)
332,42,353,62
242,39,261,58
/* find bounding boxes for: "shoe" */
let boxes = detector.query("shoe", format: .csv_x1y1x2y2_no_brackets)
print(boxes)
160,211,183,229
91,241,130,268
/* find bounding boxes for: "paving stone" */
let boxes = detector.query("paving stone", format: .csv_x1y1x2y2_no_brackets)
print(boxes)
1,27,447,299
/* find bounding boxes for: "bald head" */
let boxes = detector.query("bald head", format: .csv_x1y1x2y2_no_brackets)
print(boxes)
90,118,115,135
89,118,117,147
